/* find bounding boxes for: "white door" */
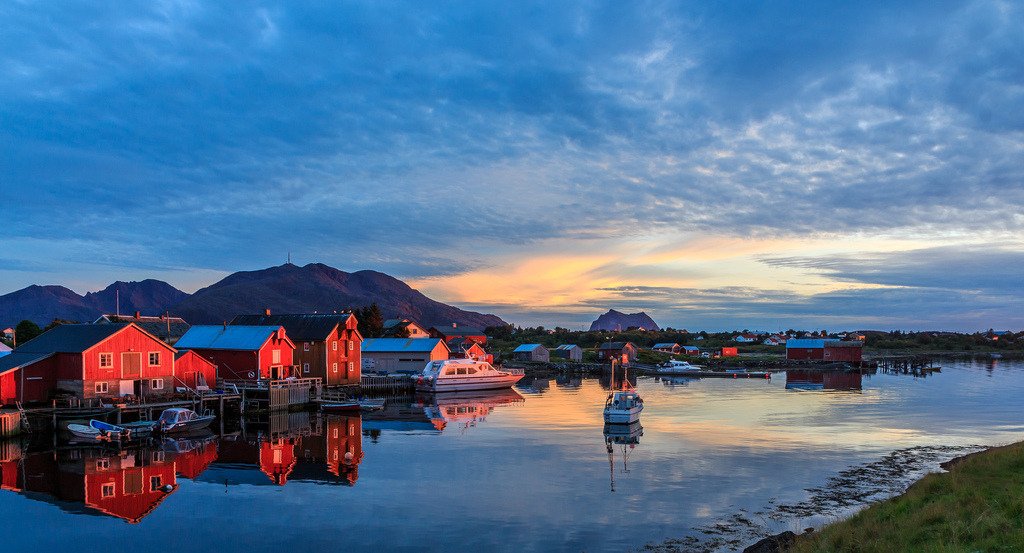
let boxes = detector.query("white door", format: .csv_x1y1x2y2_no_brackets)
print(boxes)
119,380,134,396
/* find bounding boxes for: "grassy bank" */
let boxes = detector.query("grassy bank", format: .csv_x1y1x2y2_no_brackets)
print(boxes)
791,441,1024,552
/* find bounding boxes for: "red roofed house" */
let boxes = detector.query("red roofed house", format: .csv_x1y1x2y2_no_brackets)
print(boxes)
174,325,296,382
0,323,177,406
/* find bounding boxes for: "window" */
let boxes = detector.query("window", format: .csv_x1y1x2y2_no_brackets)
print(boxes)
151,379,164,390
152,451,165,462
303,363,310,374
95,382,109,393
99,353,113,368
148,352,160,366
332,341,338,351
272,349,281,364
348,340,354,350
150,476,162,491
332,363,338,373
304,342,310,352
333,428,339,439
348,362,354,373
456,367,467,375
96,459,110,470
444,368,457,375
101,483,115,498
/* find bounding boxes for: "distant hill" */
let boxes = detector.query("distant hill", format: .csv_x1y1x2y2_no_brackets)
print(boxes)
1,263,506,330
0,280,189,327
589,309,661,332
170,263,506,329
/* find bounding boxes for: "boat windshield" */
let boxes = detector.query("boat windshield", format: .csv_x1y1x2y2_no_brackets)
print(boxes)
158,410,180,425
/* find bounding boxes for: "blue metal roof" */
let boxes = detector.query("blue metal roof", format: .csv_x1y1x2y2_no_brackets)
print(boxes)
175,325,283,351
362,338,446,353
653,343,679,349
785,338,837,348
513,344,545,353
682,345,700,351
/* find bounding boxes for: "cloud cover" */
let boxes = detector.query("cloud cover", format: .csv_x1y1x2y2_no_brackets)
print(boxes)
1,1,1022,329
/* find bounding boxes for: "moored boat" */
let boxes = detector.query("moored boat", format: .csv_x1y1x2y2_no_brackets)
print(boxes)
415,359,525,392
657,359,704,374
67,423,102,440
157,408,215,434
322,402,361,413
604,361,643,424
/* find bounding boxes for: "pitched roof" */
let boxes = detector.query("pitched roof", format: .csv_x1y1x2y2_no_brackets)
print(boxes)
174,349,216,365
0,351,56,375
431,326,485,336
230,313,353,341
682,345,700,351
598,342,633,350
0,342,11,353
512,344,545,353
15,323,130,354
555,344,580,350
653,343,680,349
175,326,289,351
362,338,447,353
96,315,191,342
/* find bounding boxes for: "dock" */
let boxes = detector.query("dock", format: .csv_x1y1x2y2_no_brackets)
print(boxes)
221,377,323,412
359,374,414,394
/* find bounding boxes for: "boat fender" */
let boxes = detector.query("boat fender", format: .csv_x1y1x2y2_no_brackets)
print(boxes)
733,373,737,378
162,484,174,493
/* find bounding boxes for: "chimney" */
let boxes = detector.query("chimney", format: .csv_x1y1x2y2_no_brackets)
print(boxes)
223,321,227,329
265,308,271,316
452,323,457,329
134,311,141,319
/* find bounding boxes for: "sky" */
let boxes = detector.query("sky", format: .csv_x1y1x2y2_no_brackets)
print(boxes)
1,1,1022,331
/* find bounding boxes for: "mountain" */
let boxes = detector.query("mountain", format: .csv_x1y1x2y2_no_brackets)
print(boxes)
0,280,190,327
172,263,506,328
589,309,661,332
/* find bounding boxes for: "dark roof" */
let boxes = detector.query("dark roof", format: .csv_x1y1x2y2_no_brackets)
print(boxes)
0,352,56,375
230,313,353,341
598,342,634,350
431,326,485,337
15,323,129,354
446,337,482,350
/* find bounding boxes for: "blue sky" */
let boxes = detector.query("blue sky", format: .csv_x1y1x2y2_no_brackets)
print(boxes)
2,1,1022,331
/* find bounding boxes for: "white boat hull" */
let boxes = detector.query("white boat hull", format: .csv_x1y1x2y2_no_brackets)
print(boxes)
603,406,643,424
417,374,524,392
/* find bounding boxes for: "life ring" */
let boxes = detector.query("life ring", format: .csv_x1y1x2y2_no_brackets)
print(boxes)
248,371,256,379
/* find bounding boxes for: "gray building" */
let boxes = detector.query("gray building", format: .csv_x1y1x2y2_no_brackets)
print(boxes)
512,343,549,362
551,344,583,362
362,338,449,373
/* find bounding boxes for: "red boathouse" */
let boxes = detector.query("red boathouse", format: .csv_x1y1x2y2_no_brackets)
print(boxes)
174,325,296,381
786,339,863,363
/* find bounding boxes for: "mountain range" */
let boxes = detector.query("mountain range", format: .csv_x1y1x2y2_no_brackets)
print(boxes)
589,309,661,332
0,263,506,330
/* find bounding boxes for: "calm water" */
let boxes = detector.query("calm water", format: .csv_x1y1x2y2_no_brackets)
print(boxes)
2,359,1022,552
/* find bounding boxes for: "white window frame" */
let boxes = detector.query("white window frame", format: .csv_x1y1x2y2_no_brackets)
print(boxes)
151,379,164,390
99,353,113,368
272,349,281,364
332,341,338,351
95,382,109,393
304,342,310,352
96,458,110,470
303,363,310,374
150,476,162,492
332,362,338,373
348,340,354,350
348,361,354,373
101,483,115,498
148,352,160,366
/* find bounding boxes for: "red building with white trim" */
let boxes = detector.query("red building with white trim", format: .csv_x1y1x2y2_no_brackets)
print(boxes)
174,325,296,381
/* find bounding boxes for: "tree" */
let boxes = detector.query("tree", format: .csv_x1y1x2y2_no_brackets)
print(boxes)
44,318,75,331
15,320,42,345
356,304,384,338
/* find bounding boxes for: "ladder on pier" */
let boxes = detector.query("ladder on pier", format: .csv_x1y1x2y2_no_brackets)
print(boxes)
15,401,30,433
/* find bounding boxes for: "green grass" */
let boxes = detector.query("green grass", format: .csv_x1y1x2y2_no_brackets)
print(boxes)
791,442,1024,553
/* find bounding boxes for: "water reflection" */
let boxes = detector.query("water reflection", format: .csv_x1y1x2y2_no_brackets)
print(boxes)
418,389,524,432
604,422,643,493
785,370,863,391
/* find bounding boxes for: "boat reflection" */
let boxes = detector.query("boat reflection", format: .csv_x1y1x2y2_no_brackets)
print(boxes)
785,370,863,391
657,375,696,387
604,421,643,493
417,388,525,432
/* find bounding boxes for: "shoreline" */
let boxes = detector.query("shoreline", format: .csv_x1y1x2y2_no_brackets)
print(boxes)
778,440,1024,552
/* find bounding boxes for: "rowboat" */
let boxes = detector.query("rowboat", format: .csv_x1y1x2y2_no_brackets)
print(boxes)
322,402,360,413
67,423,102,440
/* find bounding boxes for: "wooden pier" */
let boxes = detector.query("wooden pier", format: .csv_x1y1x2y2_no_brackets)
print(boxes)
221,377,323,411
0,410,22,438
359,374,414,394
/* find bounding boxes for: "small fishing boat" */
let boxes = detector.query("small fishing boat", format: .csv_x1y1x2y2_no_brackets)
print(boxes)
157,408,215,434
358,398,386,411
89,419,134,441
604,362,643,425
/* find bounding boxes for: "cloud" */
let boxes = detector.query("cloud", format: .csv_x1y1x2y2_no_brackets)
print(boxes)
1,1,1023,328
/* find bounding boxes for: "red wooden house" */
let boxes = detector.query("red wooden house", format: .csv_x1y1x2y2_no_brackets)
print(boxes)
786,339,863,363
597,342,638,364
174,325,296,381
0,323,177,406
174,350,217,391
230,311,362,386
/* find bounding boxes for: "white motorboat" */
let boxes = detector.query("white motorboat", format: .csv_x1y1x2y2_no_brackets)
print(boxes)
157,408,215,434
415,359,525,392
656,359,704,374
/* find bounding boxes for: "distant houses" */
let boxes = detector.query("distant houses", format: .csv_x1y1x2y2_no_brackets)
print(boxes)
682,345,700,356
447,337,489,362
512,344,549,363
551,344,583,362
597,342,637,364
0,342,10,358
230,311,362,386
733,333,761,343
652,343,681,354
430,324,487,345
175,325,296,381
382,319,430,338
362,338,449,373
